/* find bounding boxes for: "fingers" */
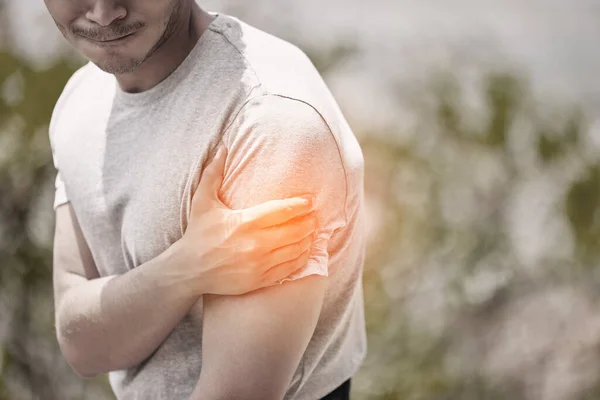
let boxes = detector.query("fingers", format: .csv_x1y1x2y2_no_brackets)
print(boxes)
192,146,227,209
261,248,312,286
261,233,314,273
254,212,317,251
239,195,314,230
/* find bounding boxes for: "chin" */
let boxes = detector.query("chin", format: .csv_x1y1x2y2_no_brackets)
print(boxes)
90,55,144,75
73,36,149,75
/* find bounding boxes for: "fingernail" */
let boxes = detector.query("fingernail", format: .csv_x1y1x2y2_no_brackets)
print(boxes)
300,194,313,206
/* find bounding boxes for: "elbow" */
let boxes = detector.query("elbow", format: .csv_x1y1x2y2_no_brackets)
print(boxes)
58,341,102,379
56,322,105,379
72,365,102,380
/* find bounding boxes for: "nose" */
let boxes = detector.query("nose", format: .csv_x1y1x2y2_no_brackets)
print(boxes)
86,1,127,26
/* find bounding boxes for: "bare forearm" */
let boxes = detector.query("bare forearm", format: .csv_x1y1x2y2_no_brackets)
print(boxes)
56,242,200,377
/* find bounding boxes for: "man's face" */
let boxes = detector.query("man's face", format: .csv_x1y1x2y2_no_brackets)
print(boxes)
44,0,186,74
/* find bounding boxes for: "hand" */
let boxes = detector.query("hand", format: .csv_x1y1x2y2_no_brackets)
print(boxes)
177,145,318,295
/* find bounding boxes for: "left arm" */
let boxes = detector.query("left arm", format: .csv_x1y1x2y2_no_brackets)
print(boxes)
191,275,326,400
190,95,348,400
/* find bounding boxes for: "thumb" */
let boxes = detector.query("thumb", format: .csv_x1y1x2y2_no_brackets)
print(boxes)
193,145,227,210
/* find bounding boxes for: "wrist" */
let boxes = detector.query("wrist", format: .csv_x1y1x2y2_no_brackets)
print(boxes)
162,236,212,297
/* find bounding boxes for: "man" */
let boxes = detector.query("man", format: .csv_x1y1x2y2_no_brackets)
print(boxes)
45,0,367,399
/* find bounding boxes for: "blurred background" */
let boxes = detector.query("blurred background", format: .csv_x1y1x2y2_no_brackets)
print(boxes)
2,0,600,399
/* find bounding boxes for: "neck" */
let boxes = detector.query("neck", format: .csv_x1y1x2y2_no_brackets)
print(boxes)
115,3,214,93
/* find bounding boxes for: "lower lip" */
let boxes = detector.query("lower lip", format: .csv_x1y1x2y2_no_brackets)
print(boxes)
87,32,136,46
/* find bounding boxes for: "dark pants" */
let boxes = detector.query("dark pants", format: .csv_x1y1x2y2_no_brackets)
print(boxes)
320,379,351,400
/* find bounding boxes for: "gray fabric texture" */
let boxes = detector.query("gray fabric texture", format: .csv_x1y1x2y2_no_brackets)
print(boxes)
49,12,367,400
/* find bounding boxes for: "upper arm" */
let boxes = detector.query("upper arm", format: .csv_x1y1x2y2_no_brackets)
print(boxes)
53,203,100,314
50,66,101,307
220,95,347,279
195,275,327,400
191,95,347,399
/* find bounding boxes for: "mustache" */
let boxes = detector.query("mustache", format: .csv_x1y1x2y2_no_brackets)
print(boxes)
71,21,145,40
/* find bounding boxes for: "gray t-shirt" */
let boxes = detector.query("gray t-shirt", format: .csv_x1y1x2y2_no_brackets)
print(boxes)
50,12,367,400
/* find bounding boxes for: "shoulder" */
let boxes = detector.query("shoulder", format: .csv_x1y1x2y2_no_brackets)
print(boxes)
242,95,329,128
210,14,310,72
211,14,322,98
52,62,96,113
222,94,349,225
49,62,103,135
225,94,338,154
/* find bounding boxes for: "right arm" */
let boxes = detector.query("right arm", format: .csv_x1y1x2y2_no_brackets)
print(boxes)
53,146,317,378
53,203,200,378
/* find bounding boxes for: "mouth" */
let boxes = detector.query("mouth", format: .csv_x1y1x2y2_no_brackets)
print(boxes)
84,31,136,44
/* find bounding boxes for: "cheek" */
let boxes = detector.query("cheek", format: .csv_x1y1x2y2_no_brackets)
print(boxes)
44,1,80,32
139,0,180,22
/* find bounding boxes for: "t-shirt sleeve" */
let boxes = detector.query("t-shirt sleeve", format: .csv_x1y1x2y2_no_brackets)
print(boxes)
48,64,92,211
53,170,69,211
49,96,70,211
219,94,348,282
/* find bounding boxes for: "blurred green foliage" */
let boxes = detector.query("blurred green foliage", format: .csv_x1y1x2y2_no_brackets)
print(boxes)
353,65,597,399
566,163,600,264
0,50,86,399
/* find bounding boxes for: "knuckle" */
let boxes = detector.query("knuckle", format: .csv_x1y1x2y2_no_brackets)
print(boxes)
298,249,308,262
292,258,304,271
303,248,311,259
254,238,266,252
273,199,286,209
243,238,257,254
259,269,271,284
226,211,241,235
234,210,246,228
305,235,314,248
290,242,302,256
297,240,307,253
254,258,266,273
293,254,304,265
297,220,309,233
253,238,267,255
302,235,313,248
299,248,310,260
302,231,312,243
299,220,313,236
